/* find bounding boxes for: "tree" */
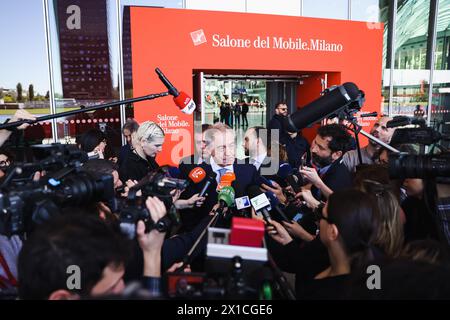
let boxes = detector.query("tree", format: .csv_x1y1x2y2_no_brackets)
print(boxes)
17,83,23,102
28,84,34,102
45,90,50,100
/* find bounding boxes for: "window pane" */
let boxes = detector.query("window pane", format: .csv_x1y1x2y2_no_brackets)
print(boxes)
392,0,430,117
121,0,183,121
351,0,380,22
50,0,121,158
0,0,52,146
303,0,349,20
185,0,245,12
247,0,300,16
431,0,450,141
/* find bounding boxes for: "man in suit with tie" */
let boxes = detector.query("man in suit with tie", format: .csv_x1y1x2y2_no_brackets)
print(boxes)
177,123,261,232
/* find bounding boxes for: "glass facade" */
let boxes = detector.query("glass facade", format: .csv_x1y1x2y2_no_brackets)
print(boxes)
0,0,448,146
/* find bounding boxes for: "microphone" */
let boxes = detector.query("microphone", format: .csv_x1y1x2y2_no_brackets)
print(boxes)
215,186,235,216
199,172,217,197
265,191,291,222
216,171,236,191
155,68,196,115
284,82,362,131
277,163,301,193
247,185,272,222
187,167,206,184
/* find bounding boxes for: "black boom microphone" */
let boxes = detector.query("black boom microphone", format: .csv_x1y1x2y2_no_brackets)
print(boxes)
284,82,362,132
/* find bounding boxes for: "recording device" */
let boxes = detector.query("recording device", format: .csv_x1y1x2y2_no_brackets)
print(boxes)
387,116,450,179
386,115,426,128
0,145,114,236
155,68,196,115
284,82,364,132
118,167,188,239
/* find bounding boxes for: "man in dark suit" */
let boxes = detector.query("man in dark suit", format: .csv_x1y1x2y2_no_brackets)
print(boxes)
177,123,261,232
299,124,353,201
178,124,212,178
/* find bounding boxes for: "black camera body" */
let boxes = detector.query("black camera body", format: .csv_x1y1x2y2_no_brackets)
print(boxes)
117,167,187,239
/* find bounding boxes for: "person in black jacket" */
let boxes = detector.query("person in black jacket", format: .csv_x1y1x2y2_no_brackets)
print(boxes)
299,124,353,201
118,119,139,168
119,121,164,183
267,101,289,145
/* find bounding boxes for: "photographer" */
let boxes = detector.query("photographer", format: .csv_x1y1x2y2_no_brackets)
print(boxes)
78,129,108,160
18,211,131,300
17,194,170,300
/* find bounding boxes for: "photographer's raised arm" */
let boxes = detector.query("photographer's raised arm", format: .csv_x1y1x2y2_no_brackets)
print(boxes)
136,196,167,295
0,109,36,147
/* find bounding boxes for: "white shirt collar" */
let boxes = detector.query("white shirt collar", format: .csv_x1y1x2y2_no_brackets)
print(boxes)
251,152,268,170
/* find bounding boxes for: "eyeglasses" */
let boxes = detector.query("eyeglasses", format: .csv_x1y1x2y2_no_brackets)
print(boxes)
313,203,332,223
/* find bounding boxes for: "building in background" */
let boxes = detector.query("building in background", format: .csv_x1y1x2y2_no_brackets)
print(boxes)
55,0,113,100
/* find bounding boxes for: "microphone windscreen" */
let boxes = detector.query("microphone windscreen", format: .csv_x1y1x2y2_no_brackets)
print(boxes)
285,82,361,131
174,91,196,114
265,190,279,206
220,171,236,184
218,186,235,207
188,167,206,183
277,163,294,179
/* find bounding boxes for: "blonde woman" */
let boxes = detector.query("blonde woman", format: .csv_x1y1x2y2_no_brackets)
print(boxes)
119,121,165,182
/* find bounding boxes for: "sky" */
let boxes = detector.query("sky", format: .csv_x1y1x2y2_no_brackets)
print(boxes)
0,0,377,96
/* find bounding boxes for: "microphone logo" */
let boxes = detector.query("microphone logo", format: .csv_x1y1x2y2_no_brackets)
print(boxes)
190,29,207,46
190,167,204,180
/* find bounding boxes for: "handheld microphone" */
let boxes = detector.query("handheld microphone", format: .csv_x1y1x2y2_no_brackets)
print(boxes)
187,167,206,184
247,185,272,222
199,172,217,197
215,186,235,216
284,82,362,131
155,68,196,115
277,163,301,193
265,191,291,222
216,171,236,191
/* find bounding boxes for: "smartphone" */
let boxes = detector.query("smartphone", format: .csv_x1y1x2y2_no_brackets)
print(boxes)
300,153,307,171
259,175,275,188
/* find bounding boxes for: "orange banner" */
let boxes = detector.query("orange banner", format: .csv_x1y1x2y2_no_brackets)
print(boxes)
131,7,383,166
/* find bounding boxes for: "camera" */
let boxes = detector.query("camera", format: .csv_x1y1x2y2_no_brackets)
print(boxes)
0,145,115,236
117,166,188,239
